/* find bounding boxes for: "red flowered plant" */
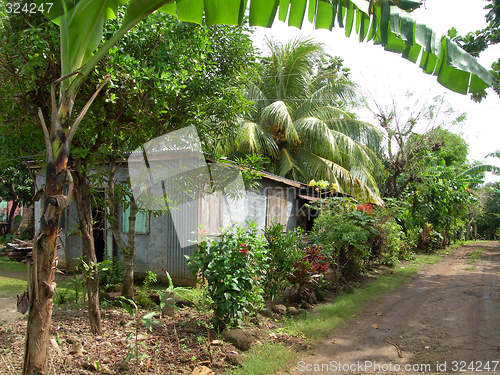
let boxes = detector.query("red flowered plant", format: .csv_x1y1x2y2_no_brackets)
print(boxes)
289,244,329,300
239,243,248,254
356,203,373,214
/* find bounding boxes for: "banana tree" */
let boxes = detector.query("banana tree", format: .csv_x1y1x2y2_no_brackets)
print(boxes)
28,0,493,374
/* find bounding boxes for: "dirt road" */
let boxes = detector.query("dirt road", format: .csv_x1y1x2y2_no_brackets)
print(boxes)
285,242,500,374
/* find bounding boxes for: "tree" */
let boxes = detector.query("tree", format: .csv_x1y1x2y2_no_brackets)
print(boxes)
71,12,256,303
367,92,468,198
0,11,55,236
477,181,500,239
228,37,384,203
20,0,495,372
454,0,500,100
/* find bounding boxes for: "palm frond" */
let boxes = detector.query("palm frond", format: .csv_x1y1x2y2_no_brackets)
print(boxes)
458,164,500,178
275,148,306,180
233,120,278,157
296,149,382,204
260,101,299,143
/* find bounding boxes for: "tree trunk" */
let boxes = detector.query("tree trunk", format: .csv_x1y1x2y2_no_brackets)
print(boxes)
72,165,102,335
7,182,19,234
23,156,72,375
122,197,137,299
106,161,137,299
23,73,109,374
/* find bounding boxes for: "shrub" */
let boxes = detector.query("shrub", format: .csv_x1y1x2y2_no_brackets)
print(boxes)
186,221,267,327
288,244,329,301
262,221,304,308
312,198,378,281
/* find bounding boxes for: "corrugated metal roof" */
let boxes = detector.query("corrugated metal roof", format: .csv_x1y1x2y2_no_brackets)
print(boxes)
254,170,306,188
297,194,323,202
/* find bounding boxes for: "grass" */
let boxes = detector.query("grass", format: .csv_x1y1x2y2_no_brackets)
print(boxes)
464,266,477,271
0,257,27,272
469,248,484,263
286,265,420,341
227,342,297,375
227,245,456,375
0,275,27,297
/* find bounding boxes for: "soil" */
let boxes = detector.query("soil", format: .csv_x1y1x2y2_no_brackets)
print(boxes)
0,265,305,374
280,241,500,374
1,241,499,374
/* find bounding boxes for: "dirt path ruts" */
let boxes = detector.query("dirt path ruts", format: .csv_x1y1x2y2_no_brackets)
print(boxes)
283,242,500,374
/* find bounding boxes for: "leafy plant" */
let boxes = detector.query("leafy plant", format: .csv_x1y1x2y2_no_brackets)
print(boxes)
136,271,157,307
312,198,378,281
262,221,303,308
288,244,329,301
186,221,268,327
99,258,124,288
119,297,157,365
157,271,188,318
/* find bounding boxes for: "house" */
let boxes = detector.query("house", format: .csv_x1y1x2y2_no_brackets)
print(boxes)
34,162,341,285
33,128,348,285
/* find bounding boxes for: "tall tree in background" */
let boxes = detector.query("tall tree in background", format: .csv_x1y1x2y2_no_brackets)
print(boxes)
228,37,384,203
454,0,500,100
367,92,468,198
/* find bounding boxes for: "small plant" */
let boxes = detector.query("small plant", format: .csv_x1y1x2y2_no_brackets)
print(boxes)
119,296,157,366
192,286,215,363
186,221,268,328
288,244,329,301
157,271,188,317
263,222,304,308
136,271,158,307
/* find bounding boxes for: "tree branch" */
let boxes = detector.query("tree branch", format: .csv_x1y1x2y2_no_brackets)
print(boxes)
51,69,81,133
38,108,53,162
66,74,111,147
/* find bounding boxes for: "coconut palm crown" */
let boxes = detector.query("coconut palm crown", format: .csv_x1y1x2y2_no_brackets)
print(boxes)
228,37,384,204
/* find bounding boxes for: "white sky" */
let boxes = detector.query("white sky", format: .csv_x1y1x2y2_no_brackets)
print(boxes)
250,0,500,183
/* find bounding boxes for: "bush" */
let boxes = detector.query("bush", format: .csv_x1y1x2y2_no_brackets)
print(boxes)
186,221,267,327
288,244,329,301
311,198,378,281
262,221,304,308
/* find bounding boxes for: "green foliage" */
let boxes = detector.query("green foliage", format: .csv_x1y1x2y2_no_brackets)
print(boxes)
311,198,378,280
157,271,189,314
288,244,329,300
135,271,158,307
477,181,500,239
262,222,304,307
186,222,267,327
100,258,124,287
228,37,384,204
119,296,158,365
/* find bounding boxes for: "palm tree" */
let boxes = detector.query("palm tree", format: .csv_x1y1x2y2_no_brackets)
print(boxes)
227,37,384,203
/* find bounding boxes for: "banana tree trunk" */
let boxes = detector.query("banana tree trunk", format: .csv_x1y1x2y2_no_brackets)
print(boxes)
23,95,75,374
122,197,137,299
72,165,102,335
